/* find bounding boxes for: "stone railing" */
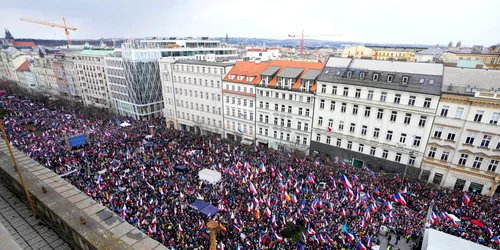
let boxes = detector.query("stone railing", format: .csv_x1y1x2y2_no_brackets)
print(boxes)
0,143,167,250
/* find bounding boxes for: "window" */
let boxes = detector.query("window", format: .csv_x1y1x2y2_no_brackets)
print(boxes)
472,157,483,169
387,75,394,83
429,79,434,84
341,103,347,113
487,160,498,172
408,96,416,106
424,98,431,108
408,156,415,166
377,109,384,119
265,129,268,136
367,90,373,100
298,108,303,115
332,86,337,95
281,119,285,127
413,136,421,147
447,129,456,141
458,154,468,165
395,153,402,162
347,141,352,150
287,120,291,128
328,119,333,128
302,137,307,145
496,141,500,150
259,127,263,135
419,78,425,84
370,147,376,155
373,128,380,138
352,105,358,115
250,100,254,108
490,112,500,124
382,150,388,159
316,133,321,142
406,114,413,124
361,125,367,135
281,105,285,112
465,132,477,145
259,101,263,108
380,92,387,102
304,123,309,131
288,106,292,113
330,101,335,111
305,109,310,116
274,104,279,111
319,84,327,93
455,107,464,119
318,117,323,126
339,121,344,131
394,94,401,104
480,135,492,148
358,144,364,152
286,133,290,141
320,99,325,109
402,76,409,84
390,111,398,122
265,116,269,123
265,102,269,109
360,72,365,79
400,133,407,143
386,131,393,141
441,150,450,161
440,105,449,117
274,131,278,138
419,116,427,127
326,136,331,144
373,74,379,81
355,89,361,98
336,139,342,147
428,147,437,158
474,110,484,122
297,122,302,130
350,123,355,133
343,87,349,96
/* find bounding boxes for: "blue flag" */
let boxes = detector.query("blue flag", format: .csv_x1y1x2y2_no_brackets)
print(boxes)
342,222,348,233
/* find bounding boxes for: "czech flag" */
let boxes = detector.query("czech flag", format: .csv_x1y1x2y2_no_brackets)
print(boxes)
374,188,380,196
274,233,283,243
357,241,367,250
394,193,407,206
340,209,347,217
306,175,315,184
307,228,316,235
486,227,493,236
291,194,298,203
493,236,500,244
463,193,470,205
385,201,393,210
431,211,438,220
369,203,377,213
366,236,373,247
178,224,183,233
345,232,355,242
340,174,353,189
233,225,242,232
249,182,258,195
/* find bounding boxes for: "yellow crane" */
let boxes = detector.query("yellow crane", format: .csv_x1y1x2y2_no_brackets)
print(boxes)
20,17,77,45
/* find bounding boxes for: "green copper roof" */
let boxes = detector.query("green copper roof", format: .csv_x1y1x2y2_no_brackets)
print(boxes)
78,49,115,56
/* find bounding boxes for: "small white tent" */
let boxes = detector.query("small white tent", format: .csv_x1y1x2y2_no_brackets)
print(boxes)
422,229,492,250
120,122,131,127
199,169,221,184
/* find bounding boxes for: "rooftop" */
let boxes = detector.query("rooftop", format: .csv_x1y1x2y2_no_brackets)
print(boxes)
78,49,115,57
13,41,36,47
442,67,500,95
174,60,235,67
224,61,272,85
350,59,444,76
15,60,30,72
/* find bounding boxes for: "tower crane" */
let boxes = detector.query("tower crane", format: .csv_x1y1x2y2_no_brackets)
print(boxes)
288,29,341,56
20,17,77,46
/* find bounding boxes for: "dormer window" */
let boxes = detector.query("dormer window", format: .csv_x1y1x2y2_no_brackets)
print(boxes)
229,75,236,80
360,72,365,79
324,70,329,74
237,76,244,81
347,71,352,78
387,75,394,83
419,78,425,84
402,76,409,84
373,73,379,81
429,79,435,84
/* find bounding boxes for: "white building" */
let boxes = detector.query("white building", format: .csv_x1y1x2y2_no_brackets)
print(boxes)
75,49,115,108
14,60,37,89
311,57,443,177
32,56,57,95
222,61,271,144
255,60,324,153
52,53,82,101
138,38,238,61
422,67,500,196
246,48,281,61
415,48,446,63
159,59,234,137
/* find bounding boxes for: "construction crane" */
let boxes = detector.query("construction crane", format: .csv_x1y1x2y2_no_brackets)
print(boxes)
20,17,77,46
288,29,341,56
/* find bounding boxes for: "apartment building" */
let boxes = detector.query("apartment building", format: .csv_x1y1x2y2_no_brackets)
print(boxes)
311,57,443,177
14,60,36,89
104,43,163,119
52,53,81,101
32,56,57,95
444,47,500,70
159,59,234,137
255,60,324,153
222,61,271,144
75,49,115,108
422,67,500,195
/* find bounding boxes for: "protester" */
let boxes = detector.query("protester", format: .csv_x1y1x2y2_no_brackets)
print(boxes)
1,96,499,250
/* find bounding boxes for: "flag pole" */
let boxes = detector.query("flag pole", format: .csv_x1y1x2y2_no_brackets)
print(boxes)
0,111,38,218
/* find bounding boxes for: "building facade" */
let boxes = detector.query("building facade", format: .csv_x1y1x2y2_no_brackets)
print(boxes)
222,61,272,144
444,49,500,70
246,48,281,61
32,56,57,95
422,67,500,196
75,49,115,108
159,59,234,137
311,57,443,177
255,60,324,153
104,43,164,119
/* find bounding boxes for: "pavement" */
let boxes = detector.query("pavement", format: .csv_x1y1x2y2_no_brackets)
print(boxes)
376,233,417,250
0,182,72,250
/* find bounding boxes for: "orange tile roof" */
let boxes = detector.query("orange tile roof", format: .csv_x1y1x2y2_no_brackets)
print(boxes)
223,61,272,85
266,60,325,90
15,60,31,72
14,41,36,47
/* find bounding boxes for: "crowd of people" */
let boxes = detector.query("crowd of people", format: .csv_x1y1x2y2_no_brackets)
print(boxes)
1,95,500,250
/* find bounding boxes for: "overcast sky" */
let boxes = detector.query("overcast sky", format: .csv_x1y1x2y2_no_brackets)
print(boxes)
1,0,499,46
